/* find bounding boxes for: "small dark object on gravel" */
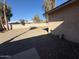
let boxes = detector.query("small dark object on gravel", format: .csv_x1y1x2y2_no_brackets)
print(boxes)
43,28,49,32
30,27,37,30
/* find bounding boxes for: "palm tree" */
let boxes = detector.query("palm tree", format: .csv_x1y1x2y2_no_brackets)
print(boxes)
3,0,13,30
0,1,5,31
0,0,13,30
43,0,50,12
43,0,55,12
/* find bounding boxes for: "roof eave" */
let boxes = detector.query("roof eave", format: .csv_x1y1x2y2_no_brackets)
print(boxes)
43,0,77,15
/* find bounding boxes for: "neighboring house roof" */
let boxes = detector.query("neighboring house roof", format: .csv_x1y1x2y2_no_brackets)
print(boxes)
44,0,78,15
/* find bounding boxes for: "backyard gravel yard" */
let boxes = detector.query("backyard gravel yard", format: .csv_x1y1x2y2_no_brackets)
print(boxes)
0,27,79,59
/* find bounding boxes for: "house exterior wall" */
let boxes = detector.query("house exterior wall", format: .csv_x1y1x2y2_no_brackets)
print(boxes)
48,2,79,42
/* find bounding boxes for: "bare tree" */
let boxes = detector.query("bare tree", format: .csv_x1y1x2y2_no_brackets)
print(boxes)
32,15,41,23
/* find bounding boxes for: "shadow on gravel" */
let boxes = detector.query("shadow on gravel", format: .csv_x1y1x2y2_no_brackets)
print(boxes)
0,34,79,59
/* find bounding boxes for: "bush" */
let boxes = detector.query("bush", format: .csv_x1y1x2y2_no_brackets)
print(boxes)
20,19,25,26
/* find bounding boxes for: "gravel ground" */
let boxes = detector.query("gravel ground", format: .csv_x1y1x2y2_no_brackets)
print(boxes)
0,28,79,59
0,28,29,44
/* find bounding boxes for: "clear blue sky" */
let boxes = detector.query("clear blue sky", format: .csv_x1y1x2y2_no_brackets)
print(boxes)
5,0,68,21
